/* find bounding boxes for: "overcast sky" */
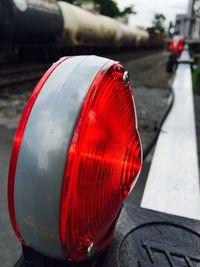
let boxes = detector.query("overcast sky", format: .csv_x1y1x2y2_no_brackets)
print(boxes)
116,0,189,27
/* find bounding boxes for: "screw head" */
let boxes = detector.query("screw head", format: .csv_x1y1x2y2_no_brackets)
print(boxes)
87,242,95,258
123,71,129,85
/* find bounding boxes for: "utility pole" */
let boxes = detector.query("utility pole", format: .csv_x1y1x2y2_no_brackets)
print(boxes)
186,0,194,38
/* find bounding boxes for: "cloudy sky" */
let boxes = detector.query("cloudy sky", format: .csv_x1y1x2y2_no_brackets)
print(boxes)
116,0,189,27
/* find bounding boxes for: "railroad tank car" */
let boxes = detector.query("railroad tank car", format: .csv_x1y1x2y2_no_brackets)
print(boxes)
58,1,149,48
2,0,63,46
0,0,161,62
115,22,136,46
57,1,117,46
135,27,149,46
148,30,164,48
0,2,3,45
97,15,118,45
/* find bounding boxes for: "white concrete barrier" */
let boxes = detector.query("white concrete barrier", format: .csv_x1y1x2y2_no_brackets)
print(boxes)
141,50,200,220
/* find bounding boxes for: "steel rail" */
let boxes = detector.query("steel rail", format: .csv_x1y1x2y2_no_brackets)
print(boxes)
0,64,50,76
0,74,42,88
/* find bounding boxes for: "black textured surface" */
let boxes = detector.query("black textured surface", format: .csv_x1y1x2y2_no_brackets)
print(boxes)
102,204,200,267
15,204,200,267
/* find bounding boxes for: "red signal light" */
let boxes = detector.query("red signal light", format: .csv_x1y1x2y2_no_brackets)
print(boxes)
177,39,184,53
7,56,142,262
169,40,175,54
60,63,142,261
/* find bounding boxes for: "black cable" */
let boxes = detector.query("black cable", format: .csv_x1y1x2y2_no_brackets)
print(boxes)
142,75,175,161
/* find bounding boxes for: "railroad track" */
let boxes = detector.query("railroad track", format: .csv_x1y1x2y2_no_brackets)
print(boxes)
0,64,49,76
0,50,160,90
0,63,50,89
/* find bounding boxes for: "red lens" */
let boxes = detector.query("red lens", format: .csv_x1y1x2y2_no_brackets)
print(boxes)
60,63,142,261
177,39,184,53
8,57,68,242
169,40,175,54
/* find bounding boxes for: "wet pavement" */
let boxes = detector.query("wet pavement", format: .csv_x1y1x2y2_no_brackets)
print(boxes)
0,127,22,267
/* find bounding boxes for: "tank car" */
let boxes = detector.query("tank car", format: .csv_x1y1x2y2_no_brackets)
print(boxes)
115,22,136,46
13,0,62,43
58,1,149,49
148,30,164,48
0,0,158,62
57,1,117,46
0,0,63,59
135,27,149,46
0,2,3,46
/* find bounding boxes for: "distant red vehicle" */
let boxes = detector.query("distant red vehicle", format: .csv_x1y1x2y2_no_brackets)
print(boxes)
166,35,185,73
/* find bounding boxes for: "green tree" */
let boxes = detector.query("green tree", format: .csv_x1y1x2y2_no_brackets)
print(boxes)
94,0,136,18
93,0,120,17
120,5,136,17
151,13,166,33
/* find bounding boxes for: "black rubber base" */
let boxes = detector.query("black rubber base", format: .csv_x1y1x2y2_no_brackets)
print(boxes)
15,203,200,267
102,204,200,267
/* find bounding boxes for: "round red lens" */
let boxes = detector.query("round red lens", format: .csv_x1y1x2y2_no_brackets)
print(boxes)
60,63,142,261
177,39,184,53
169,41,175,54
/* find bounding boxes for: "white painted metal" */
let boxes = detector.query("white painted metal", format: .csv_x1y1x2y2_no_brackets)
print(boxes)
14,56,112,259
141,49,200,220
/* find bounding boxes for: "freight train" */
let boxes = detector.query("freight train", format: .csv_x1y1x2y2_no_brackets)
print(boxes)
0,0,163,61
